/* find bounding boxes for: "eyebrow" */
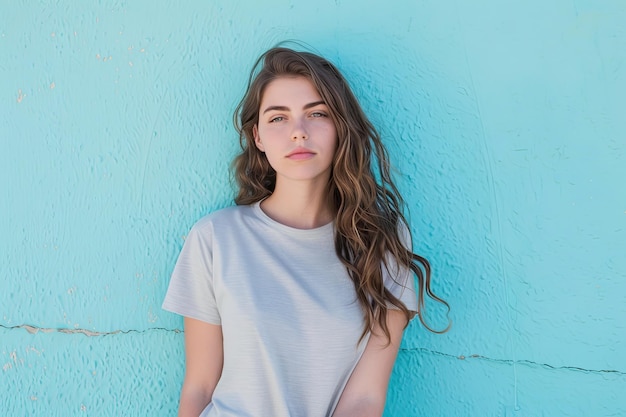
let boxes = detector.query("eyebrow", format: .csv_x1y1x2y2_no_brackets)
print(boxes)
262,100,326,114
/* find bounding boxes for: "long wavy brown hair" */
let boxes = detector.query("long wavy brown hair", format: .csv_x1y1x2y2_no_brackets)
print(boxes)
233,46,449,342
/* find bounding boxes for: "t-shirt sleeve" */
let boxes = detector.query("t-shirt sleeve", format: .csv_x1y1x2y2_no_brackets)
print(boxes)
383,222,419,317
162,220,221,325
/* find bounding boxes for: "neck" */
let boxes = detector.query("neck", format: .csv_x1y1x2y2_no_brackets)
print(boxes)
260,178,335,229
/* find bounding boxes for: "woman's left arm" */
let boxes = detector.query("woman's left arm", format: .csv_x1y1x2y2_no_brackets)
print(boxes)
332,309,408,417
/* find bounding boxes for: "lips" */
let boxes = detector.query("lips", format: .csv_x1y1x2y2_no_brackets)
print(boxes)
286,147,316,160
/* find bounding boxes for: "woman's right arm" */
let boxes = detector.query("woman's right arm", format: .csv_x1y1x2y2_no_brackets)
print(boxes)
178,317,224,417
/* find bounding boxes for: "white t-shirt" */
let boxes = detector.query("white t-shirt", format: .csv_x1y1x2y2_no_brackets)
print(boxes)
162,202,418,417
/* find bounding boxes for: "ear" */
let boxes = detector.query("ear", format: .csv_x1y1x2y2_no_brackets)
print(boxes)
253,125,264,152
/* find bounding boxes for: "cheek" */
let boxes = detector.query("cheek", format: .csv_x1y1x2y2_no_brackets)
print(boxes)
255,125,280,152
323,125,339,148
257,124,283,139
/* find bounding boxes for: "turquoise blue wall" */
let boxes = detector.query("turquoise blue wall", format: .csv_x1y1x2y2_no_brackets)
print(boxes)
2,1,625,416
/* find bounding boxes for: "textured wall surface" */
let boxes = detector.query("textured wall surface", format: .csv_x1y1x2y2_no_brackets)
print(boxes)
1,1,625,416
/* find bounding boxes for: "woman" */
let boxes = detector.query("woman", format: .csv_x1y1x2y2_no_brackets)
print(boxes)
163,46,448,417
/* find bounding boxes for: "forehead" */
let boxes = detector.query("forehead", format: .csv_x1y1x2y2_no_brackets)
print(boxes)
260,76,323,106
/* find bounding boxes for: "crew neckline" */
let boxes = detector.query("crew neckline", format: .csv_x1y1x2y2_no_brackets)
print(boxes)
252,201,335,237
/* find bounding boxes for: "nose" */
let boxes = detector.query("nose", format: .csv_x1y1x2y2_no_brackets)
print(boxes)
291,121,308,141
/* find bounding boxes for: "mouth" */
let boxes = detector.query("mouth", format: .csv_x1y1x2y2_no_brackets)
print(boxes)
286,147,316,160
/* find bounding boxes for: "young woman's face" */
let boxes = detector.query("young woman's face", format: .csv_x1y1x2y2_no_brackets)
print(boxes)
254,76,338,186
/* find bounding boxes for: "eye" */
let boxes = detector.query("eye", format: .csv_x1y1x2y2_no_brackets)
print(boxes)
269,116,285,123
311,111,328,118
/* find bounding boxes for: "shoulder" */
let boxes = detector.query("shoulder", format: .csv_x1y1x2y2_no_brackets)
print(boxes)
192,204,246,226
188,204,257,236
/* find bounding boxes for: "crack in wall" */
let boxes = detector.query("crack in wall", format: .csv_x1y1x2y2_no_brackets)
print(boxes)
400,346,626,376
4,324,623,376
0,324,181,337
